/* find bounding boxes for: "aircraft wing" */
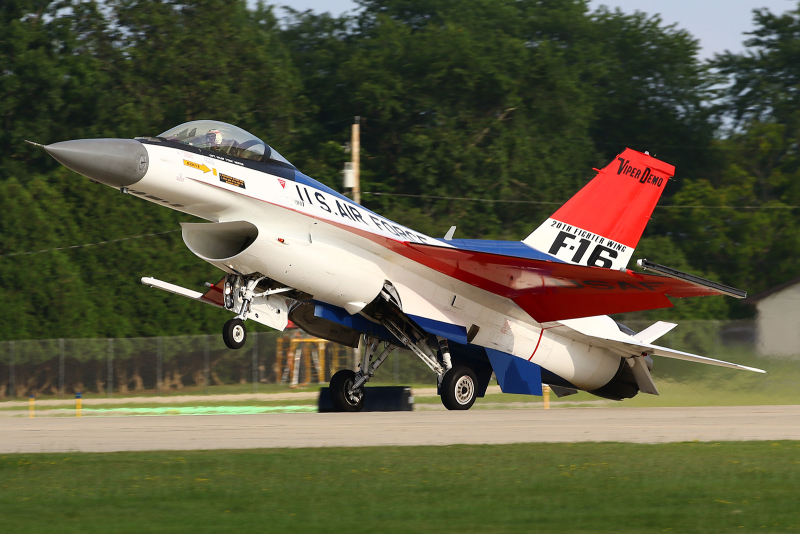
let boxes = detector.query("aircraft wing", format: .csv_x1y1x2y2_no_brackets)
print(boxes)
141,277,225,307
402,242,744,324
141,277,289,331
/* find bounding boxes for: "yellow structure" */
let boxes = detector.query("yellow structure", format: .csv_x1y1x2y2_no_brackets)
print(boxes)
543,385,550,409
276,334,350,387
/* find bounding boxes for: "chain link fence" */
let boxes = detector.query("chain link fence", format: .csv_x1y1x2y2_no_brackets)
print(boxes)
0,320,778,399
0,329,442,398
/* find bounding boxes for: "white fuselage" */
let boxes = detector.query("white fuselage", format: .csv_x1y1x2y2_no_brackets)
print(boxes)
129,143,627,390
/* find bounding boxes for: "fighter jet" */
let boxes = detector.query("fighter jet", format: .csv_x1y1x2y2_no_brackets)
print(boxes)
36,120,764,411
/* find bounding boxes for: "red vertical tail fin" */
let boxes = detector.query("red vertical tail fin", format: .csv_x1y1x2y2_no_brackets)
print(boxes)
523,148,674,270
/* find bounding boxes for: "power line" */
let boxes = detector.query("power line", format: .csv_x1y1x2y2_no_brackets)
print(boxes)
340,117,741,151
657,205,798,209
0,229,181,258
362,191,800,209
363,192,562,205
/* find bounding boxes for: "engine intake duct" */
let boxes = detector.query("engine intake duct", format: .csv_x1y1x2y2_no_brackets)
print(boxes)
182,221,258,261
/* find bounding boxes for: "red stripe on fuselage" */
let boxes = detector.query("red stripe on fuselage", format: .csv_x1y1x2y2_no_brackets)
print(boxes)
184,176,714,323
528,329,545,362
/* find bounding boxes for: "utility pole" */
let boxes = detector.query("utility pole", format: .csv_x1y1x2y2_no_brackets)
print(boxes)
351,116,362,369
351,116,360,204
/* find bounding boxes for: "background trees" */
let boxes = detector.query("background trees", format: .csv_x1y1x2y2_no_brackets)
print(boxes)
1,0,799,339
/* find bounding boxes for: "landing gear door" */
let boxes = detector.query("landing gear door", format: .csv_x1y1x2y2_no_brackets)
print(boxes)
247,294,289,331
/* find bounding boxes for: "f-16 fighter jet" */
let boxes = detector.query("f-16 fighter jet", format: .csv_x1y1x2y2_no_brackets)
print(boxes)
37,120,764,411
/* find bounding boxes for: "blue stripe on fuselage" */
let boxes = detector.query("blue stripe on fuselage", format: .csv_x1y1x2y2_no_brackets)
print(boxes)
313,301,397,341
446,239,565,263
408,314,468,344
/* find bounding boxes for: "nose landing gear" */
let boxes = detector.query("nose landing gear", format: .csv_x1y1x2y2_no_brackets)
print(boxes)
222,318,247,350
221,274,291,350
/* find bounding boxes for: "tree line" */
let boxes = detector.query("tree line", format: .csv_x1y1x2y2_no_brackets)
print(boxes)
1,0,799,340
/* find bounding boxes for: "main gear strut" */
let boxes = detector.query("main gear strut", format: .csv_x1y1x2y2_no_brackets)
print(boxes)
329,336,397,412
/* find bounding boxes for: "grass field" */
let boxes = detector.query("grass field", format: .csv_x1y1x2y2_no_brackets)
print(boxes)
1,442,799,533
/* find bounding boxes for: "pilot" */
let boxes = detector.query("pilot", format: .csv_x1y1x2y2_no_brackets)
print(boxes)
206,129,223,150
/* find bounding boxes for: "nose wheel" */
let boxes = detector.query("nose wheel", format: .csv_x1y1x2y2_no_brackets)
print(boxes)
223,318,247,349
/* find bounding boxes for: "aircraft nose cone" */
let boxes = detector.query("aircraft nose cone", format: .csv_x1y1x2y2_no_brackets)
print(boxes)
44,138,149,188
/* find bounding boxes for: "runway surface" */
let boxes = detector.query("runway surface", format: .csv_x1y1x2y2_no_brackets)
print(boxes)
3,405,799,453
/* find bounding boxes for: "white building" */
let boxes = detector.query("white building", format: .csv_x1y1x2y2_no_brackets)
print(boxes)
751,277,800,357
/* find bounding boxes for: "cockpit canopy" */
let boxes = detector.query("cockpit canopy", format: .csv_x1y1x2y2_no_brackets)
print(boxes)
157,120,292,166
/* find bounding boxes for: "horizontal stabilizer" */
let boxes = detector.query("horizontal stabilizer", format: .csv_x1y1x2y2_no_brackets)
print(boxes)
634,321,677,344
641,343,765,373
557,315,765,374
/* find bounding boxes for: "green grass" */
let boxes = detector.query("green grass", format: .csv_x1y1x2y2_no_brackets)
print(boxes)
0,381,436,403
0,382,327,401
1,443,799,533
0,399,320,412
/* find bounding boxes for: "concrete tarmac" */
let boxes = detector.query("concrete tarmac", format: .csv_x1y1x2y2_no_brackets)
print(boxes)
2,405,799,453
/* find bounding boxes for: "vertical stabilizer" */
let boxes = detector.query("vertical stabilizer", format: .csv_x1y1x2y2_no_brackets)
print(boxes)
523,148,674,270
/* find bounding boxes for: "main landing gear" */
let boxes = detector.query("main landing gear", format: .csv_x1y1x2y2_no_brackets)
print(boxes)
329,369,364,412
440,366,478,410
327,314,481,412
329,336,397,412
384,320,480,410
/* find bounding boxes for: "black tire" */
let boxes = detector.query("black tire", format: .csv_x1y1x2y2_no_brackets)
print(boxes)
440,366,478,410
222,318,247,350
329,369,364,412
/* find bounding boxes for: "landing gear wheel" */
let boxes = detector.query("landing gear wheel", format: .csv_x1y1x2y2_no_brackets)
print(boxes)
329,369,364,412
441,366,477,410
222,318,247,350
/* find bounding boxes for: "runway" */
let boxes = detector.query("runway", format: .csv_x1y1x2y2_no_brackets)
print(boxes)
2,405,799,453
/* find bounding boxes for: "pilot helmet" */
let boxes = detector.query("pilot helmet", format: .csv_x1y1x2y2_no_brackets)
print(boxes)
206,129,222,146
